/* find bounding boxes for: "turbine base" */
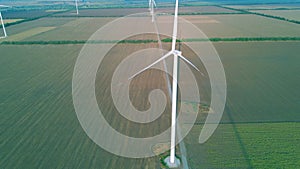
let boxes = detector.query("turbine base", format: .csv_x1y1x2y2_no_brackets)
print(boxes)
164,156,181,168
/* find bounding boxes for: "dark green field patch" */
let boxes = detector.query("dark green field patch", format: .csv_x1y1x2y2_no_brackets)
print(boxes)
185,122,300,168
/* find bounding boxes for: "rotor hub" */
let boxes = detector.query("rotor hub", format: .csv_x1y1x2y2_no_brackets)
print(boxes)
173,50,182,56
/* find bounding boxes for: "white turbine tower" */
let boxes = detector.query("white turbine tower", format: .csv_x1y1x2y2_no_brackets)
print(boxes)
130,0,199,166
148,0,156,22
75,0,79,15
0,5,9,39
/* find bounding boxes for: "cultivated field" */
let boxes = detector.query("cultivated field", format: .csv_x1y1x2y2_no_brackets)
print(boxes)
25,17,114,41
1,40,299,168
2,14,299,42
53,8,148,17
53,6,239,17
185,122,300,168
1,3,300,169
156,6,239,14
214,42,300,123
5,27,56,41
1,17,76,40
0,44,160,169
183,14,300,38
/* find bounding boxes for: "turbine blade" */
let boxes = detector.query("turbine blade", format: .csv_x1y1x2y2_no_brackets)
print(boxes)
75,0,79,15
178,54,199,71
0,12,7,37
178,54,205,76
129,51,173,80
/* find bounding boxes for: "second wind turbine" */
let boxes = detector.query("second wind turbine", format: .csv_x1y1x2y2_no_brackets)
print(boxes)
0,5,9,38
149,0,156,22
75,0,79,15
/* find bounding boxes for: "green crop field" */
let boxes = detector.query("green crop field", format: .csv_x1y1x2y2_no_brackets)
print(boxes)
3,9,57,19
1,2,300,169
5,27,56,41
214,42,300,123
185,122,300,168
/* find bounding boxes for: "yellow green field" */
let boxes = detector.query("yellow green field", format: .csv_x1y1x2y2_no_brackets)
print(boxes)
4,27,56,41
3,19,24,24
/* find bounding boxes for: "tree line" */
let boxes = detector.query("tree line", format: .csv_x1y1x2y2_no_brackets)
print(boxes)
1,37,300,45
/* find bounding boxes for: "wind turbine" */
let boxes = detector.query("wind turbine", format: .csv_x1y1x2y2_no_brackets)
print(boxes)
75,0,79,15
0,5,9,39
130,0,200,165
148,0,156,22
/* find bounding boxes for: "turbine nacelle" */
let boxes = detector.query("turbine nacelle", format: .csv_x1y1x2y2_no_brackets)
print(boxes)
173,50,182,56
